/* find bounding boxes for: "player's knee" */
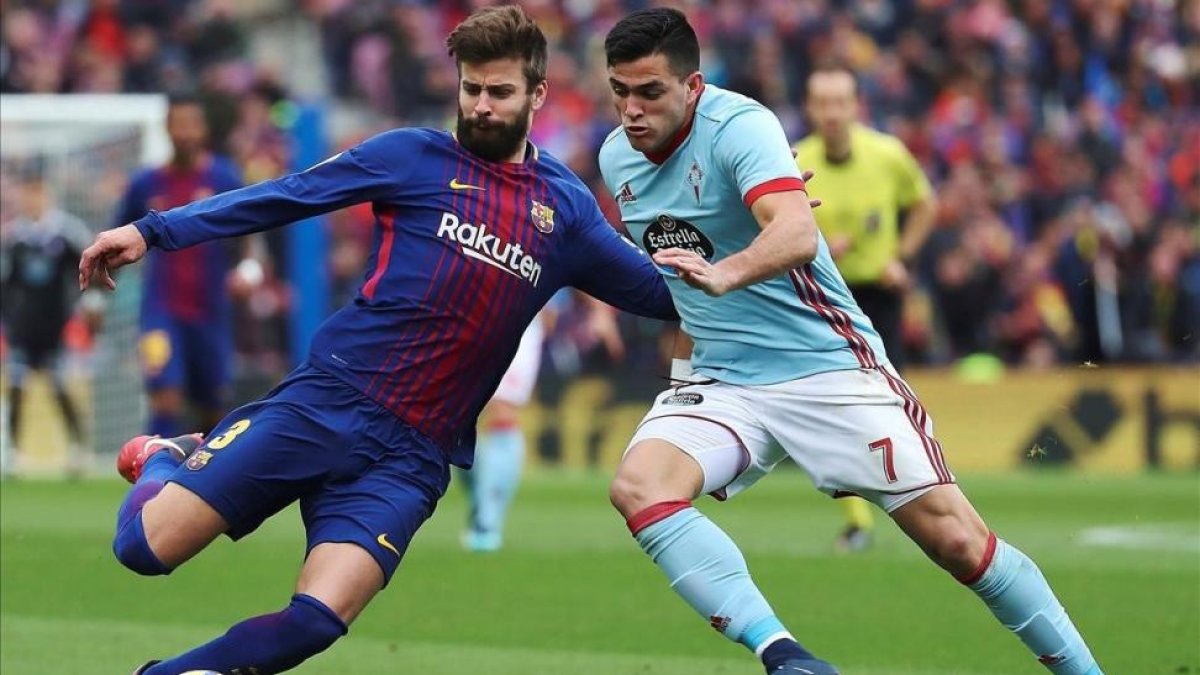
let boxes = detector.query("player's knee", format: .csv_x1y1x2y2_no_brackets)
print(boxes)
610,467,681,518
608,470,648,517
112,513,172,576
148,388,184,414
930,523,984,573
611,454,703,518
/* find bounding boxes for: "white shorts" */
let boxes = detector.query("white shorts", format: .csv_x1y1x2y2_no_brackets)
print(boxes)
492,320,545,406
626,366,955,512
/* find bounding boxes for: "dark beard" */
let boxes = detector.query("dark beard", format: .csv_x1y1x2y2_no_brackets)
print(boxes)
456,101,532,163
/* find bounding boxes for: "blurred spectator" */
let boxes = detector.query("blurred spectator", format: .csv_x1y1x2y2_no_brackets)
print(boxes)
3,0,1194,367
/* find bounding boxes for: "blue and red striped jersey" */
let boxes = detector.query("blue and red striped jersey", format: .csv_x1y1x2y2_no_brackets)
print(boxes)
133,128,676,466
116,156,243,325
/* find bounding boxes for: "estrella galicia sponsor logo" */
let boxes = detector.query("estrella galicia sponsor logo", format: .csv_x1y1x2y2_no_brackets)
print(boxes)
437,212,544,286
662,392,704,406
643,214,714,260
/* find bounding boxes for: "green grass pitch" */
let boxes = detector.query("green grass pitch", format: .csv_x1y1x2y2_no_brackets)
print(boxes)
2,470,1197,674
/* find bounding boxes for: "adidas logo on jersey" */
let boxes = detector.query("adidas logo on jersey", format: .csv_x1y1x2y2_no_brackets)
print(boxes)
436,212,543,286
616,182,637,205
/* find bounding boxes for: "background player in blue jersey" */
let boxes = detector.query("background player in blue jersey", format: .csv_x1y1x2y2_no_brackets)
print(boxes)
114,95,243,438
78,7,676,674
599,9,1103,675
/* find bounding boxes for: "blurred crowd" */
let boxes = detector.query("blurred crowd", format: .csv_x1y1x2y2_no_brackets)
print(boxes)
2,0,1197,370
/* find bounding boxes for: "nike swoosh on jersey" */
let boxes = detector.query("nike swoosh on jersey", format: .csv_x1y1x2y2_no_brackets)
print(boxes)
449,178,485,191
376,533,400,556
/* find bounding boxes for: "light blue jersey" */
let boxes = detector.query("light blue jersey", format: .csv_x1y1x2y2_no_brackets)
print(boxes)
599,85,888,385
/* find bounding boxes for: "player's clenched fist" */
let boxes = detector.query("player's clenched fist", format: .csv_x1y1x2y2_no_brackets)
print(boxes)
78,223,148,291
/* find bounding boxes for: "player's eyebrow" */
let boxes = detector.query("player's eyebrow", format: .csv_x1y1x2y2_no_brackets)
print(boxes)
462,80,519,95
609,78,665,95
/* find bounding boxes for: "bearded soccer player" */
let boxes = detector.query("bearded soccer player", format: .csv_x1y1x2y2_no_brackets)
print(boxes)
794,64,939,553
79,7,676,674
599,8,1103,675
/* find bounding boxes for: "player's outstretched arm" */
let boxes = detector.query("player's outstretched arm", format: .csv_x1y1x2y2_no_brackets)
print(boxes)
129,131,419,257
570,201,678,322
654,188,819,297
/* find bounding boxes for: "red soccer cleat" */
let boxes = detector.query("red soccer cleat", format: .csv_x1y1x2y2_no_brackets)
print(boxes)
116,434,204,483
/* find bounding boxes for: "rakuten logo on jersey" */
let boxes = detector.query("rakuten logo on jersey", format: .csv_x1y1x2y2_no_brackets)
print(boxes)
437,212,543,286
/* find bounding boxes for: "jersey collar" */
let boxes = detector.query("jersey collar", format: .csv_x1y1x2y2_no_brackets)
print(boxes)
644,84,705,166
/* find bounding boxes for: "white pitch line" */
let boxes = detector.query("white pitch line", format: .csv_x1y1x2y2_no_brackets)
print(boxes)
1078,524,1200,552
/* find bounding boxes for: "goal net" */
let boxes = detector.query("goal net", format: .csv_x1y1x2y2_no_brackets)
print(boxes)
1,94,169,475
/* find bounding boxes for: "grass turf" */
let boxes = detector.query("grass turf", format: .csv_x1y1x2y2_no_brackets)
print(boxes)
2,470,1197,674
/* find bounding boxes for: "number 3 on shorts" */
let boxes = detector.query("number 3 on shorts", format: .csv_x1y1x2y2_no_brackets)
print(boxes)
208,419,252,449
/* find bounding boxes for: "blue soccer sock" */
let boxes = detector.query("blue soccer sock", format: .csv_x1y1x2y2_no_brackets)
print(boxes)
144,593,348,675
964,534,1102,675
117,451,179,523
467,426,525,537
113,451,180,575
629,502,811,659
148,410,180,438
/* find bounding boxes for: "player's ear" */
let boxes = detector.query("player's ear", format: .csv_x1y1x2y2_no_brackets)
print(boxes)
531,80,548,111
684,71,704,105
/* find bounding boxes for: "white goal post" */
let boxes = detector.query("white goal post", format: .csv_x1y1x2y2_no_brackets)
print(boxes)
1,94,170,474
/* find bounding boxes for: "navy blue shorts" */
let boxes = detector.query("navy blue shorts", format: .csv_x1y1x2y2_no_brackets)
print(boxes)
139,315,232,408
168,363,451,584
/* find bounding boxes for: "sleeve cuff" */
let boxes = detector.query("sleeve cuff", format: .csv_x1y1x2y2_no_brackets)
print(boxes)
743,177,807,207
133,212,163,249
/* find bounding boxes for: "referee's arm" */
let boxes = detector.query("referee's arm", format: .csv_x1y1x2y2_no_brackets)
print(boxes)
898,193,937,265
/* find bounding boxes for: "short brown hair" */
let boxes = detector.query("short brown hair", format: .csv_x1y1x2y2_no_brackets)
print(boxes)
806,62,859,97
445,5,548,89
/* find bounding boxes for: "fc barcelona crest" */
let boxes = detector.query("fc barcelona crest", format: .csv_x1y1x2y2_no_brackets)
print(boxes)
186,450,213,471
531,200,555,234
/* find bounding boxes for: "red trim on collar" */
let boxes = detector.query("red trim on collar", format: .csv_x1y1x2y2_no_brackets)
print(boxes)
643,84,706,165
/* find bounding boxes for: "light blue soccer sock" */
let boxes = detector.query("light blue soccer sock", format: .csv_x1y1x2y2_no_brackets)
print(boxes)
630,503,799,655
468,427,525,537
965,534,1102,675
